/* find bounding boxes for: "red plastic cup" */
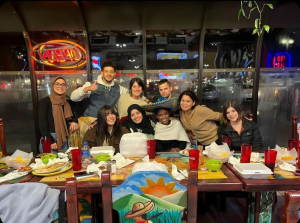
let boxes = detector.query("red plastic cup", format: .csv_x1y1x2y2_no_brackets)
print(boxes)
189,149,199,170
71,149,82,171
147,140,156,159
241,144,252,163
288,139,299,151
41,138,51,153
222,136,232,148
264,150,277,172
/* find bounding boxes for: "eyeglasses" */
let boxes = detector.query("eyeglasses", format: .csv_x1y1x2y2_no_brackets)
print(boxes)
54,83,66,87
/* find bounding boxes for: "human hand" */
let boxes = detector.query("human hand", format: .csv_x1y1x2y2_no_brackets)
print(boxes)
88,121,97,130
84,80,98,93
51,143,58,150
69,122,79,132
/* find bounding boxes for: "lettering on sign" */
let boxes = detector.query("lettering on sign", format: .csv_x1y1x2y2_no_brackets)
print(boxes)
30,40,86,68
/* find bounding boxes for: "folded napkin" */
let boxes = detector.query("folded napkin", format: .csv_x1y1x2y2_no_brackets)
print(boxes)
228,156,240,165
64,147,78,154
250,152,259,162
171,164,188,180
111,153,134,169
86,162,106,177
57,153,68,159
0,170,28,183
132,161,168,173
278,162,296,171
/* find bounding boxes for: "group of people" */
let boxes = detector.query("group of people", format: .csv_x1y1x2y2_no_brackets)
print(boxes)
38,60,263,154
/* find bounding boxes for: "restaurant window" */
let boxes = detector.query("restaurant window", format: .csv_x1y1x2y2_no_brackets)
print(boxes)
89,30,143,70
0,72,34,154
257,70,300,148
0,33,28,71
28,31,86,71
204,29,256,69
261,28,300,68
146,71,197,102
146,30,200,70
201,71,254,114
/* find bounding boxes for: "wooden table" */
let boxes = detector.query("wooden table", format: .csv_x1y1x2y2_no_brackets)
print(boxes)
226,163,300,223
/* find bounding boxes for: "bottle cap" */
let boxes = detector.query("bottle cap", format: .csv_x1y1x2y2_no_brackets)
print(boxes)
112,160,116,164
83,142,88,146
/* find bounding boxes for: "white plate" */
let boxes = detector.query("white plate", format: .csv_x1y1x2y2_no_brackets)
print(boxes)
35,162,69,174
179,149,189,156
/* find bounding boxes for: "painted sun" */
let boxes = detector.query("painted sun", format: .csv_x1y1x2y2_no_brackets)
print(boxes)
139,176,179,198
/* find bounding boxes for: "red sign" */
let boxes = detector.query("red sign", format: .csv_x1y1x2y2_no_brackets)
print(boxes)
30,40,86,69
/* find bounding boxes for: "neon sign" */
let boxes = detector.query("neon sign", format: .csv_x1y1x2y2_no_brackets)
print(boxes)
92,56,101,70
30,40,87,69
267,52,291,68
159,72,186,79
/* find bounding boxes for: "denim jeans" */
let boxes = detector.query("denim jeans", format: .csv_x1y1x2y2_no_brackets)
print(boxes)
39,133,68,154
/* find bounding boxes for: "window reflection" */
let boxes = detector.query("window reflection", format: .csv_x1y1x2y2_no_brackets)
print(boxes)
204,29,255,69
146,30,200,69
261,28,300,68
201,71,253,114
0,74,34,153
90,30,143,70
0,33,28,71
146,72,197,102
258,71,300,147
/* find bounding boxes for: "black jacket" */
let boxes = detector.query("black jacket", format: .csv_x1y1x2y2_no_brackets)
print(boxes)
217,118,263,151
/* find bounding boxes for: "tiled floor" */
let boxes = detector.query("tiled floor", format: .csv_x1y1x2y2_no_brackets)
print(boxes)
197,192,285,223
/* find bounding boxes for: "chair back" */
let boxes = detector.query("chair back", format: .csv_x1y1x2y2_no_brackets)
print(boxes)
102,170,198,223
281,190,300,223
65,177,80,223
0,118,7,156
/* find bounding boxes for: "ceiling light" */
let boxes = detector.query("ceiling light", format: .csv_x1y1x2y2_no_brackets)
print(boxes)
281,39,287,44
289,39,294,44
123,44,126,46
116,44,119,46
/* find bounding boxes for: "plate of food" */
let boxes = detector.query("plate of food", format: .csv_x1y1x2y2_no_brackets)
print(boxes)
0,163,14,175
34,162,69,174
17,166,32,173
179,148,189,156
32,162,72,176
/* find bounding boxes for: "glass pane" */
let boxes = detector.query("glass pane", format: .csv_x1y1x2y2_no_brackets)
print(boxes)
146,30,200,69
257,71,300,147
201,71,253,114
112,71,144,90
29,31,86,71
0,33,28,71
89,30,143,70
0,74,34,153
37,73,88,118
146,72,197,102
204,29,256,69
261,28,300,68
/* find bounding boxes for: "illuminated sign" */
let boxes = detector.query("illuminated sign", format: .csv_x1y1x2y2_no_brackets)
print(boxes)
267,52,291,68
157,53,187,60
159,72,186,79
30,40,87,69
92,56,101,70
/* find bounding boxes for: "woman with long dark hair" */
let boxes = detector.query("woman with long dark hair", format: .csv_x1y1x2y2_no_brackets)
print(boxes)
82,105,130,152
116,78,151,121
178,90,223,147
217,100,263,151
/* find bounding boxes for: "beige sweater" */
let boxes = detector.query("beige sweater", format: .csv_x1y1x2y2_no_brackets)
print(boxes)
116,93,148,119
180,105,223,146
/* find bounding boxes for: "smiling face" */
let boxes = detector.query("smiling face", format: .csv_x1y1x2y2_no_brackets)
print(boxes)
106,110,116,126
156,109,170,125
101,66,115,84
131,81,143,98
131,109,143,124
226,106,239,122
53,78,66,95
158,83,172,98
180,95,195,112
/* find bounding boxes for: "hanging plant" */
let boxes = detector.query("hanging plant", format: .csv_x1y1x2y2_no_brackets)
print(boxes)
238,1,273,35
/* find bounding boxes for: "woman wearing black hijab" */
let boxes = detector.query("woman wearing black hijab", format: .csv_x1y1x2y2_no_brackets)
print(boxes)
121,104,155,139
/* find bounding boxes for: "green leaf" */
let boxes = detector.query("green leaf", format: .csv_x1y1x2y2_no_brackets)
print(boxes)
238,9,242,20
255,19,259,28
263,25,270,33
248,1,252,8
250,6,257,13
241,7,245,16
265,4,273,9
252,28,257,35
